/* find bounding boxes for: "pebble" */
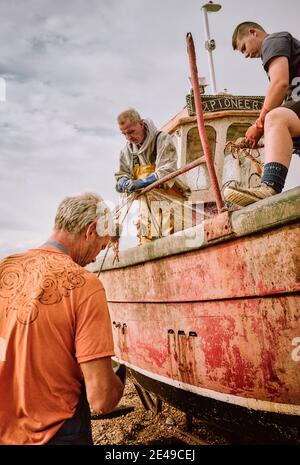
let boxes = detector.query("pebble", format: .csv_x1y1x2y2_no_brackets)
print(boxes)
165,416,175,426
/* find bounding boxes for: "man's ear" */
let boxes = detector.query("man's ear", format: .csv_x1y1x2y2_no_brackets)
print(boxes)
85,221,97,239
249,28,257,36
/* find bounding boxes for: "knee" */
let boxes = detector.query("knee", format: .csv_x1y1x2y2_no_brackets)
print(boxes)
264,108,286,129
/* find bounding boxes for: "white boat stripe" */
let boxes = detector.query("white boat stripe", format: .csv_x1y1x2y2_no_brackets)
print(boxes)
114,358,300,416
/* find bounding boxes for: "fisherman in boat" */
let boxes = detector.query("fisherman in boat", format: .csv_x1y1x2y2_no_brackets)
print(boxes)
224,22,300,206
115,108,191,245
0,193,125,445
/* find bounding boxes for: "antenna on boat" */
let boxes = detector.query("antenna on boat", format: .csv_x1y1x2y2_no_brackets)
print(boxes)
201,1,221,95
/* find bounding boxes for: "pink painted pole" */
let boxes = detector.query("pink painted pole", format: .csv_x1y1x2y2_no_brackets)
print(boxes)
186,32,224,212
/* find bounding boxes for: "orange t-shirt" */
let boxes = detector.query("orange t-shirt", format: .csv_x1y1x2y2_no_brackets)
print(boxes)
0,249,115,445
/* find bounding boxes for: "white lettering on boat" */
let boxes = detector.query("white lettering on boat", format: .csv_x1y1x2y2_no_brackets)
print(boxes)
202,96,263,113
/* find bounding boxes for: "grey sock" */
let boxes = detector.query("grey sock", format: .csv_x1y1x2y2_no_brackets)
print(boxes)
262,162,288,193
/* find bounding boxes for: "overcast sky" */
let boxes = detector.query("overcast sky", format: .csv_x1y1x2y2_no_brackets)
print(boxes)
0,0,299,258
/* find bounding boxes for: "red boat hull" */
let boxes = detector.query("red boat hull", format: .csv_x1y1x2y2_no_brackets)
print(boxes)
95,190,300,440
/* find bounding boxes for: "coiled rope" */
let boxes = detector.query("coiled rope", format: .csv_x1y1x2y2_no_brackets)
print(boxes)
224,137,264,175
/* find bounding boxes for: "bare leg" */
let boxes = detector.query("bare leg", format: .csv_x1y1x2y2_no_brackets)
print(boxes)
263,107,300,167
223,107,300,206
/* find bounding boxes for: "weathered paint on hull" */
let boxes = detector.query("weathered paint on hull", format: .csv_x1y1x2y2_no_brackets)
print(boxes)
110,295,300,409
103,223,300,302
100,220,300,416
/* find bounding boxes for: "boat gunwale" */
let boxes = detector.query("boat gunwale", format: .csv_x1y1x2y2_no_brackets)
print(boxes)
87,187,300,272
88,187,300,273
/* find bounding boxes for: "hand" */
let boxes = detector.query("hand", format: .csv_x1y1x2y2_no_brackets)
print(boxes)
245,124,264,148
126,179,145,193
254,117,264,130
116,177,130,193
126,173,157,193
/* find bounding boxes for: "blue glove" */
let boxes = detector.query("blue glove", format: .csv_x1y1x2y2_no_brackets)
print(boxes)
126,173,157,193
116,177,130,193
113,363,126,385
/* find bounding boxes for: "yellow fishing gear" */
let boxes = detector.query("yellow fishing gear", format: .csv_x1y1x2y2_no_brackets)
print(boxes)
133,163,188,244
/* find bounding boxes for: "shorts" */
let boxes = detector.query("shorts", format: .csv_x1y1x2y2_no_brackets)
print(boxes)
283,98,300,115
284,100,300,155
46,385,93,445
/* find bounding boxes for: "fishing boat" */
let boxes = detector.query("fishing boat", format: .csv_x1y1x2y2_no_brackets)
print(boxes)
91,3,300,443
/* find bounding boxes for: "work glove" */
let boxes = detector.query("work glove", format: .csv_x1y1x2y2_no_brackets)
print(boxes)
116,177,130,193
126,173,157,193
245,125,264,149
113,363,127,386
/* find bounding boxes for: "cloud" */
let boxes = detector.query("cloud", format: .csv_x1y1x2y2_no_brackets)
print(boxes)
0,0,299,258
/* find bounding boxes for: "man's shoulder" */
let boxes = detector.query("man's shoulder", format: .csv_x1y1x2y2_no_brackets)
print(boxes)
0,249,37,270
120,142,131,157
0,249,102,289
268,31,291,39
73,269,105,309
58,256,104,292
81,268,104,291
261,32,293,70
156,130,174,146
263,31,292,48
41,253,105,300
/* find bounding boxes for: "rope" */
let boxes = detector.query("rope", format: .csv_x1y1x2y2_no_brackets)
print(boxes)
224,137,264,175
143,193,163,239
112,192,137,219
142,189,197,236
97,193,137,276
97,186,197,274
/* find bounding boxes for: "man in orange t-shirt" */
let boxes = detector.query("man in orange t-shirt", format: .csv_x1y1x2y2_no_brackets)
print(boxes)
0,192,124,445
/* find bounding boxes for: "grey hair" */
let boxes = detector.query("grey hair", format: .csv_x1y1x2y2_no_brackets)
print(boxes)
117,108,142,125
54,192,109,235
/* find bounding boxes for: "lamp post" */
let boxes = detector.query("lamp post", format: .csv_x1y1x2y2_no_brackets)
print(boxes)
201,2,221,95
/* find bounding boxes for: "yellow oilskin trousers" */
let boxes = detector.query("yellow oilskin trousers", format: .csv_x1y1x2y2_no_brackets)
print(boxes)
133,164,189,245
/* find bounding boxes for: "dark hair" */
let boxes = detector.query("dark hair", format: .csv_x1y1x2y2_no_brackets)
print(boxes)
232,22,266,50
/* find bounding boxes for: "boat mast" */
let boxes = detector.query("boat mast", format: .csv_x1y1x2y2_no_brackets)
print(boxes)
201,1,221,95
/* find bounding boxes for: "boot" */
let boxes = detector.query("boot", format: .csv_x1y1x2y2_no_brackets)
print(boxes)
224,181,277,207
